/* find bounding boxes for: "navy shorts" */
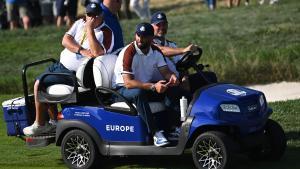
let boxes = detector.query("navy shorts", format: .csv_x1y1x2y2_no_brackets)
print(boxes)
56,0,78,18
37,62,75,88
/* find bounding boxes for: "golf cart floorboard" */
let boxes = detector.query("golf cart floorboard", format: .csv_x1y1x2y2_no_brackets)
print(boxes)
26,134,55,148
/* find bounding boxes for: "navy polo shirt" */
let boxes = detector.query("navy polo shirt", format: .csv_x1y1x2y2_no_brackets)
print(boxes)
100,3,124,52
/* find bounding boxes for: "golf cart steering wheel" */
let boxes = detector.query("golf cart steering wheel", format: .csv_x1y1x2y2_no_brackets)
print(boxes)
176,47,203,71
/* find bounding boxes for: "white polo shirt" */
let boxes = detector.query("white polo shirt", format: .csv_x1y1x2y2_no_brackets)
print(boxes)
151,37,181,81
112,42,167,87
59,19,114,72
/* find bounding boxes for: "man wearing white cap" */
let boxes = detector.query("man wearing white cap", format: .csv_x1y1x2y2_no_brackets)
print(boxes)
23,3,114,136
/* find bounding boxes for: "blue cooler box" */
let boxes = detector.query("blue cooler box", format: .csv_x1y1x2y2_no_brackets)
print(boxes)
2,97,31,136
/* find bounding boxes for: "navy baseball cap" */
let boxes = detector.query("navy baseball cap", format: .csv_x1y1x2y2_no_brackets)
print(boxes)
151,11,168,24
86,3,102,15
135,23,154,37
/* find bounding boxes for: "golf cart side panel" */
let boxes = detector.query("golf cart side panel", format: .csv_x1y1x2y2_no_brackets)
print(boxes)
108,117,194,156
61,106,148,142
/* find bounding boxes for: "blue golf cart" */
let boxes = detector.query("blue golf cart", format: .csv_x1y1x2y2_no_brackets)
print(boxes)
2,49,286,169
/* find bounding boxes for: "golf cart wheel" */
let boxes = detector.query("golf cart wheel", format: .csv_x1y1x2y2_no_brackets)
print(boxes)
192,131,233,169
248,119,286,161
61,129,98,169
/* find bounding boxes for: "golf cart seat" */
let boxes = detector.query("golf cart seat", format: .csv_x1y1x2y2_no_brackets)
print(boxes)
38,56,99,104
39,53,166,114
92,55,166,114
110,102,166,114
45,57,94,96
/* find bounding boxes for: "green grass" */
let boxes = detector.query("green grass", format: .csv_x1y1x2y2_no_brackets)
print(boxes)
0,0,299,94
0,94,299,169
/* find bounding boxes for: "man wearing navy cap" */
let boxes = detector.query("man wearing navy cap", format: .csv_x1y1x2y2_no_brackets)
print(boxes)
151,11,198,62
150,11,182,82
113,22,181,147
23,2,114,136
151,11,217,93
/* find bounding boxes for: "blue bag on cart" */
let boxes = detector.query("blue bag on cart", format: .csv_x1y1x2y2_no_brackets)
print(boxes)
2,97,31,136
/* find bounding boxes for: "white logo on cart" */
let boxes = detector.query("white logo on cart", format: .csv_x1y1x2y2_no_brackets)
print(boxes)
106,125,135,133
226,89,247,96
74,112,90,117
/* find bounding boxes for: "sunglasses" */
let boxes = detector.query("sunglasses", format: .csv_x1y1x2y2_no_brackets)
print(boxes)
87,13,102,17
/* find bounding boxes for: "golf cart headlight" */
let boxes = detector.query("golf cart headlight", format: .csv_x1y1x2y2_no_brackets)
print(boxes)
220,104,241,113
259,95,265,106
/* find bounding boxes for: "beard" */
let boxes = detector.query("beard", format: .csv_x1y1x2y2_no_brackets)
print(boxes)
138,42,151,50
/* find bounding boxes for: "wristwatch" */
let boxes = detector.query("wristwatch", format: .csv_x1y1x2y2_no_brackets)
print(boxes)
150,84,156,92
77,46,84,54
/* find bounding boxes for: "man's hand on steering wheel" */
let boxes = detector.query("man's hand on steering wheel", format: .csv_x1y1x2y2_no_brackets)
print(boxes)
176,46,202,71
183,44,199,53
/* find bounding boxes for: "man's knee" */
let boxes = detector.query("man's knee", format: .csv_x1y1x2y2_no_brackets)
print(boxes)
119,88,148,99
129,88,148,98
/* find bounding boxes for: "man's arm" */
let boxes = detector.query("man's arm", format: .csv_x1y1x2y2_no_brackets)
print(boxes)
62,34,94,58
62,34,82,53
122,74,169,93
158,66,180,87
85,17,105,57
156,44,198,57
122,74,153,90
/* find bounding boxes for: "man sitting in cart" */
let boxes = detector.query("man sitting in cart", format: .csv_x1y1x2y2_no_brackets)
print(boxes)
23,2,114,136
151,11,218,93
113,22,190,147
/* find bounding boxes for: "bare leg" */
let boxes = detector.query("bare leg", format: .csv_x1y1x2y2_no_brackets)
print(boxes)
66,16,74,27
56,16,63,27
227,0,233,8
34,80,47,125
234,0,241,6
9,21,18,30
22,15,30,30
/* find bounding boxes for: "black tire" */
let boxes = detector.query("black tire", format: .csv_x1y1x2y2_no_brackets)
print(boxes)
248,119,286,161
192,131,234,169
61,129,98,169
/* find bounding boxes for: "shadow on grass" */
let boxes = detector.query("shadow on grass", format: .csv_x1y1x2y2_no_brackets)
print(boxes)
94,146,300,169
286,130,300,141
54,158,65,166
100,154,194,169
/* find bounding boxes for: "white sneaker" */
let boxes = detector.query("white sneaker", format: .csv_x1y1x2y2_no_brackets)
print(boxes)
259,0,265,5
269,0,278,5
23,121,54,136
153,130,169,147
